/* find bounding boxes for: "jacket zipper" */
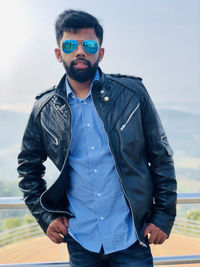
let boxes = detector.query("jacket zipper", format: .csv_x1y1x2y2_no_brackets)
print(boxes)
91,93,147,248
40,92,146,246
120,103,140,131
41,119,59,146
108,145,147,247
40,95,73,216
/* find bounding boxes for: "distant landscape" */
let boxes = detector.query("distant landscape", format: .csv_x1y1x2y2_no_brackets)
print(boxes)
0,103,200,222
0,110,60,193
0,104,200,189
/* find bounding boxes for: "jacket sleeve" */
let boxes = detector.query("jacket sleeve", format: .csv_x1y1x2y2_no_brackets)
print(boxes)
140,82,177,236
17,104,61,233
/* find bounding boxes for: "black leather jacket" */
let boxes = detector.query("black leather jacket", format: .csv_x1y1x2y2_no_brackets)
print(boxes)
18,68,177,247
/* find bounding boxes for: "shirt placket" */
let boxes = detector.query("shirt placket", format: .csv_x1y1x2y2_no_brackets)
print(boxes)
81,96,107,240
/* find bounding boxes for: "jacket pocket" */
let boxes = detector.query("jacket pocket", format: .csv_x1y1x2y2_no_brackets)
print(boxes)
120,103,140,131
41,119,59,146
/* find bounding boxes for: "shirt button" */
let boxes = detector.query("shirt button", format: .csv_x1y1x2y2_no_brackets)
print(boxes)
87,123,91,127
100,90,105,94
100,217,104,221
97,193,101,197
91,146,95,150
94,169,98,173
104,96,109,102
84,101,87,104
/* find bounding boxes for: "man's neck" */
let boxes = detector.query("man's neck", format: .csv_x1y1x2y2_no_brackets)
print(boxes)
67,76,92,99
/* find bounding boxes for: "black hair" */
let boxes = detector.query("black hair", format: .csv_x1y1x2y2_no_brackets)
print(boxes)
55,9,103,46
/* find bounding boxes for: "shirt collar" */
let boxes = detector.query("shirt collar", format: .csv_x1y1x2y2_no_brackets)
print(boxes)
65,69,100,99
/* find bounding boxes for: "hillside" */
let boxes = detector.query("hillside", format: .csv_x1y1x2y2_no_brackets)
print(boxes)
158,109,200,157
0,110,28,149
0,108,199,193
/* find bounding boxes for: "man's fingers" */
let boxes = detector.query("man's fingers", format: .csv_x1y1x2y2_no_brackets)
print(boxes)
50,217,68,235
154,232,168,245
144,223,168,245
153,234,162,245
48,231,65,244
57,216,68,235
148,231,157,244
158,234,168,244
46,216,68,243
55,221,68,236
63,216,69,228
144,224,151,237
158,236,166,244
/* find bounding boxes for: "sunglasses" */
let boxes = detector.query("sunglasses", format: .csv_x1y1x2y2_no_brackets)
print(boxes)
62,39,99,55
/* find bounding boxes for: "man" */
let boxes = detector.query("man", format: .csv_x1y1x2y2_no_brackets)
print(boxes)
18,9,177,267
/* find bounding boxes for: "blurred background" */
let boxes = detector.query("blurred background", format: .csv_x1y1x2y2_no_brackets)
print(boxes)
0,0,199,265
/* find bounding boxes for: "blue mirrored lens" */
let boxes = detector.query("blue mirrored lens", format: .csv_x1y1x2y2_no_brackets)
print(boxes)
83,40,98,54
62,40,78,54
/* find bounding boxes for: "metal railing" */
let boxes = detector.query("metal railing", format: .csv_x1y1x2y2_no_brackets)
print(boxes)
173,217,200,237
0,193,200,266
0,222,42,247
1,193,200,209
1,216,200,248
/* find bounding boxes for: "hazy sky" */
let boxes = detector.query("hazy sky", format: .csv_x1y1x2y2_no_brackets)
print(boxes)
0,0,199,112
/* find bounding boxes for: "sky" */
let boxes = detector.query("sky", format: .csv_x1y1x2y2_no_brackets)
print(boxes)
0,0,199,112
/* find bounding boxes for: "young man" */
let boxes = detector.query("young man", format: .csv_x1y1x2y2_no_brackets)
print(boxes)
18,9,177,267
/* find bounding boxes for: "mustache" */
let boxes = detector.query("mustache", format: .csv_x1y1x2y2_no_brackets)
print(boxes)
71,58,90,66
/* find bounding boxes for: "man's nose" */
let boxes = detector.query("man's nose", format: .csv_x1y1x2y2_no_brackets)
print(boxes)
75,43,86,57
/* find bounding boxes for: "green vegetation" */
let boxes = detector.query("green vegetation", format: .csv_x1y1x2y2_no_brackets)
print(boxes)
3,217,21,230
187,209,200,221
0,215,42,247
0,214,35,232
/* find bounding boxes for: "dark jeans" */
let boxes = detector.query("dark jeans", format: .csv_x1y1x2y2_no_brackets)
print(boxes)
64,234,153,267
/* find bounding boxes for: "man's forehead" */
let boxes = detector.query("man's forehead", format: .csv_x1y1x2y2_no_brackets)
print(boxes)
61,28,98,42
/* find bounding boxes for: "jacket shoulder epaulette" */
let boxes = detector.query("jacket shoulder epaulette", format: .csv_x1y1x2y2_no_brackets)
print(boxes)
33,86,56,119
108,73,142,81
106,73,145,97
35,86,56,100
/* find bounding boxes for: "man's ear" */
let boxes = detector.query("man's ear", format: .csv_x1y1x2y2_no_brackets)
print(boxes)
55,48,62,62
99,48,104,61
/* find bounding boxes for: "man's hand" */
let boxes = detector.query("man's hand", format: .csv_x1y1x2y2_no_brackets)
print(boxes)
46,216,69,244
144,223,168,245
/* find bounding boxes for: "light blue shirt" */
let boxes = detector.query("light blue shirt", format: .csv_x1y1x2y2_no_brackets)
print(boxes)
65,70,137,254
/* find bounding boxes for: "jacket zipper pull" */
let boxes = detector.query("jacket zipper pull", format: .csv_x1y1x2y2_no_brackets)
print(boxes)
139,241,147,247
120,125,126,131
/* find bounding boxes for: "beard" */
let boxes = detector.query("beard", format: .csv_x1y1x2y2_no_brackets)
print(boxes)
62,56,100,82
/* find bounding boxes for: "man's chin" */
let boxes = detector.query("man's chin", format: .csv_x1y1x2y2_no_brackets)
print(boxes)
64,60,99,82
68,71,92,82
73,69,89,74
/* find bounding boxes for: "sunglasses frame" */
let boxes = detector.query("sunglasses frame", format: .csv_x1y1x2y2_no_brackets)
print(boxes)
62,39,99,55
